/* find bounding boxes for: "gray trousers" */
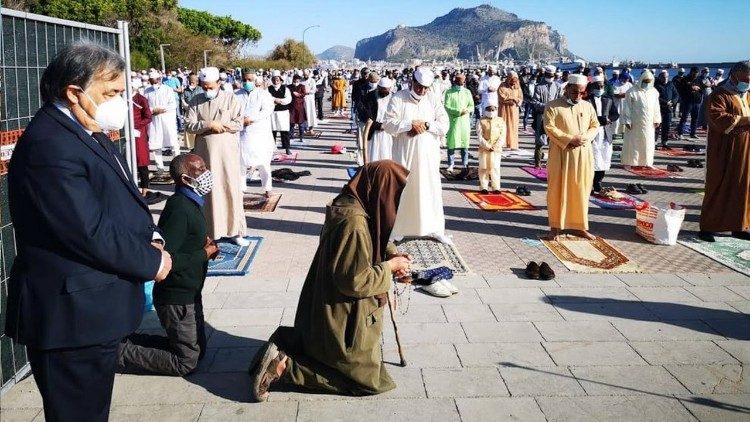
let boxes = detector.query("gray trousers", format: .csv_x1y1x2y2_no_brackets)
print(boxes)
118,302,206,376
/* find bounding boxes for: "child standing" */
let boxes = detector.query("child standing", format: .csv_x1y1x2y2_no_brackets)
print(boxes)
476,101,506,193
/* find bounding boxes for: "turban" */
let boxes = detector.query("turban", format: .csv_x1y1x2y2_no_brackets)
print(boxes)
377,77,393,88
567,74,588,86
544,65,556,74
414,67,435,87
591,75,604,83
200,67,220,82
148,70,161,80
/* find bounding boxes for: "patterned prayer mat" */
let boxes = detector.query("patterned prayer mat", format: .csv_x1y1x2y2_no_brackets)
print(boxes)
272,152,298,164
207,236,263,277
395,237,471,275
243,193,281,213
149,173,174,185
440,167,479,181
623,166,677,178
462,190,536,211
679,237,750,277
589,192,644,210
303,130,322,139
656,149,704,157
521,166,548,181
542,235,641,273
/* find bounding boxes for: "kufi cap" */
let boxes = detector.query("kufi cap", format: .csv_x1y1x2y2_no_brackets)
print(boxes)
486,98,498,107
148,70,161,79
612,69,621,75
131,78,143,89
567,74,588,86
544,65,556,74
272,70,282,77
659,70,669,76
218,72,227,80
377,77,394,88
591,75,605,83
199,67,220,82
717,69,724,74
140,74,149,81
414,67,435,86
679,67,685,72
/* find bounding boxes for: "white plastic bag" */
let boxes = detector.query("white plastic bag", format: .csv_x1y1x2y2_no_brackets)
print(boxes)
635,201,686,245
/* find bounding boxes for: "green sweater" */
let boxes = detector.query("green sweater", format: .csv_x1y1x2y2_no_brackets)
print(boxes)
154,192,209,305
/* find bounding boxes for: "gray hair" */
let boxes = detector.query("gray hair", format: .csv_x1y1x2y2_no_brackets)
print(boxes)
730,61,750,76
40,41,126,103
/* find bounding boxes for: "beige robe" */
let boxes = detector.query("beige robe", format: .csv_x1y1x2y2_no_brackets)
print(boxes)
498,83,522,149
186,90,246,239
544,97,600,231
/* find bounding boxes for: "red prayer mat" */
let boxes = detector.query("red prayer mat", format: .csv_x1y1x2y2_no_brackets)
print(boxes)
271,152,298,164
462,190,536,211
623,166,677,178
655,149,704,157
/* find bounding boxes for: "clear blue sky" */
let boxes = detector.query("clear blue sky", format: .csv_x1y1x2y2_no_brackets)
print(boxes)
179,0,745,63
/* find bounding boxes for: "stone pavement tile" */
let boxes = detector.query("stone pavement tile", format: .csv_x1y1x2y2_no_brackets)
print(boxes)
423,367,509,398
408,287,483,305
627,287,702,302
678,272,750,287
536,396,696,421
296,398,461,422
380,322,467,345
476,287,548,304
570,365,690,396
642,301,745,320
631,341,741,365
385,304,446,323
455,397,546,422
533,321,626,341
212,277,290,292
111,374,207,405
442,304,497,322
455,343,556,367
221,292,300,309
677,394,750,421
206,308,283,327
198,402,297,421
617,273,691,287
381,343,461,369
483,274,558,288
0,409,41,421
499,366,586,397
182,371,252,403
286,278,305,291
729,300,750,315
728,285,750,300
206,325,274,348
612,320,727,341
665,364,750,395
208,347,259,373
542,287,639,303
0,377,43,409
715,340,750,364
703,319,750,341
279,307,296,325
489,303,564,321
553,273,628,287
543,341,646,366
448,275,490,289
553,301,658,322
109,404,204,422
461,322,544,343
201,293,230,309
686,286,747,302
202,278,220,293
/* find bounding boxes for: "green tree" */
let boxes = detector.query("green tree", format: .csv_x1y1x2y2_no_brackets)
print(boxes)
176,8,261,48
268,39,316,68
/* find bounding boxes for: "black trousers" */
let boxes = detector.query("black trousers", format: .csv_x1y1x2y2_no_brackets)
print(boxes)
593,170,606,192
660,109,672,146
137,166,150,189
273,131,291,154
28,339,120,422
315,95,324,120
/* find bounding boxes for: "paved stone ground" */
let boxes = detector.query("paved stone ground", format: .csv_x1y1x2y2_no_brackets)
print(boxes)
2,105,750,421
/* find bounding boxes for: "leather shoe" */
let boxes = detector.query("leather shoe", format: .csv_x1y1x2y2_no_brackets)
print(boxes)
732,231,750,241
698,231,716,242
525,261,540,279
539,262,555,280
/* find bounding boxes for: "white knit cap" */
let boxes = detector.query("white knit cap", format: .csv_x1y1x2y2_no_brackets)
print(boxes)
591,75,605,83
414,67,435,87
567,74,588,86
199,67,220,82
544,65,556,74
377,77,394,88
148,70,161,79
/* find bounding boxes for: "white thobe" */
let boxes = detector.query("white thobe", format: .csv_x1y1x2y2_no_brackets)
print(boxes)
236,88,276,192
368,93,394,161
144,84,178,150
611,81,633,134
621,86,661,167
383,90,450,243
590,97,611,171
478,75,501,112
270,85,292,132
303,77,318,128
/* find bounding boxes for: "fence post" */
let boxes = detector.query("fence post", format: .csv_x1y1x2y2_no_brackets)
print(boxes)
117,20,138,180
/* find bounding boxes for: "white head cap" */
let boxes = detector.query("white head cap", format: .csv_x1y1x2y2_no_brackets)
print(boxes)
717,69,724,74
377,77,393,89
219,72,227,80
200,67,220,82
148,70,161,80
613,70,621,75
544,65,556,74
659,70,669,76
488,64,498,72
486,98,499,108
591,75,605,83
413,67,435,87
272,70,282,78
567,74,588,87
131,78,143,89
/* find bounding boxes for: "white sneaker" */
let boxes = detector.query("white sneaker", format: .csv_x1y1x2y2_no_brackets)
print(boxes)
230,236,250,247
439,280,459,295
420,281,452,298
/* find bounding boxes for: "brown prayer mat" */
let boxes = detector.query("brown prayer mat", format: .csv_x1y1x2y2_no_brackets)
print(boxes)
542,235,640,273
243,193,282,213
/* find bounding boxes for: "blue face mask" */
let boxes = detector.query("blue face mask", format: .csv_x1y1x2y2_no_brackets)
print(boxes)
736,81,750,94
591,89,604,97
243,81,255,92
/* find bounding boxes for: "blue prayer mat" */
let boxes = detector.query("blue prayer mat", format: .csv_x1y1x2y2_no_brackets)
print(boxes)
207,236,263,277
347,167,358,179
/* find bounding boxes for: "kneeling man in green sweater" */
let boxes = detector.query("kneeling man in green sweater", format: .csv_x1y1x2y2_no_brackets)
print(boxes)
118,153,219,375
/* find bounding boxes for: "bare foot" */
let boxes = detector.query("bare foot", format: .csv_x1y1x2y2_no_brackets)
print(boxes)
571,230,596,240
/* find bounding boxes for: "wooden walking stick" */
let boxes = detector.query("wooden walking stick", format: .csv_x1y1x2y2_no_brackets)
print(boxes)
387,287,406,367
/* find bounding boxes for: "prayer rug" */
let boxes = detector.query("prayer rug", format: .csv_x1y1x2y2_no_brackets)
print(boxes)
149,173,174,185
589,192,644,210
347,167,358,179
272,152,298,164
207,236,263,277
655,149,704,157
395,237,471,275
679,237,750,277
303,130,322,139
501,149,534,158
462,190,536,211
623,166,677,178
521,166,548,181
440,167,479,181
542,235,641,273
243,193,281,213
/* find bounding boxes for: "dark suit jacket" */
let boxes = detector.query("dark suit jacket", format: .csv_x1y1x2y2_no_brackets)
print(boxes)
356,90,386,140
588,96,620,141
5,103,162,350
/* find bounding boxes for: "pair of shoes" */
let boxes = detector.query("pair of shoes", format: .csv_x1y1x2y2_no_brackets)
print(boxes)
525,261,555,280
480,189,489,194
515,186,531,196
626,183,647,194
732,231,750,241
162,149,173,156
698,231,716,242
250,341,288,403
667,164,684,172
687,159,704,168
683,145,701,152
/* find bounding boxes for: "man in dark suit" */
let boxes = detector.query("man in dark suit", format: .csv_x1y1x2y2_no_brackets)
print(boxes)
587,75,620,193
5,42,172,422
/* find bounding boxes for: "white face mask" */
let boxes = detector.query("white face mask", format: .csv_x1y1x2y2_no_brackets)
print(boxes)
79,89,128,131
205,89,218,100
183,170,213,196
566,98,578,106
484,110,497,118
544,77,554,83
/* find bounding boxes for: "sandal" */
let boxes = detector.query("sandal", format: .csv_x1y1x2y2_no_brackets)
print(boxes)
250,342,288,402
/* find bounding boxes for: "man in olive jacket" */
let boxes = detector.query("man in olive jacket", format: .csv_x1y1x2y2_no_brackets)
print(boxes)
118,153,219,375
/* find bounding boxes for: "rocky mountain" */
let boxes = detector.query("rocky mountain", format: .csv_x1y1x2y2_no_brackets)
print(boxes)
354,4,572,62
317,45,355,61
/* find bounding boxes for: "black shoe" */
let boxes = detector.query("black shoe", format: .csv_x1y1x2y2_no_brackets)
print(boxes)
636,183,648,194
698,231,716,242
492,190,502,194
525,261,540,279
626,184,641,195
480,189,489,194
539,262,555,280
162,149,173,156
732,231,750,241
144,192,166,205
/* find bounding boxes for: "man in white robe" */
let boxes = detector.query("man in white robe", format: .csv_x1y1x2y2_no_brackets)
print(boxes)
383,67,450,244
302,69,318,131
361,77,395,161
268,71,292,154
236,71,276,196
144,70,178,172
478,65,501,113
611,72,633,136
588,75,620,192
621,70,662,168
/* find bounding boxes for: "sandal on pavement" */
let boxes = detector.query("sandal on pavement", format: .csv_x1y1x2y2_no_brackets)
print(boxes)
250,342,288,403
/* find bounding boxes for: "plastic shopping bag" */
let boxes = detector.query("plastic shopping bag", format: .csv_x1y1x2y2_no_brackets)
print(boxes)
144,280,155,313
635,201,686,245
